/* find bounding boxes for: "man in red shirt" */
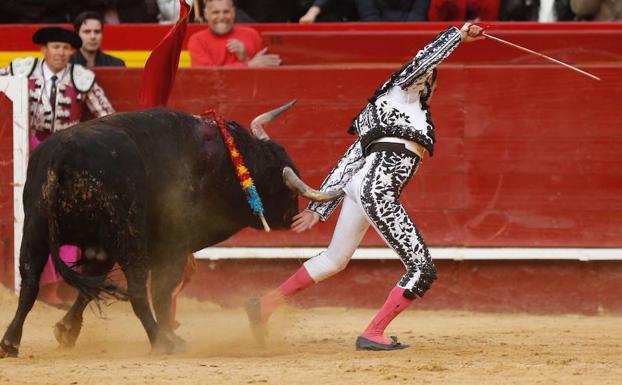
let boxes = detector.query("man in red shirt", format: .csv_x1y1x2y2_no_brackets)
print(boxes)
189,0,281,67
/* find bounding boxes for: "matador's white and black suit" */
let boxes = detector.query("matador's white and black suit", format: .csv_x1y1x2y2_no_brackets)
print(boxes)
303,27,463,300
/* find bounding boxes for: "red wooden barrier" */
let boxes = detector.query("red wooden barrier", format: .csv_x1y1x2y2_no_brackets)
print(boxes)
2,22,621,49
185,259,622,314
0,94,14,289
1,23,621,65
2,63,621,312
87,64,621,248
263,30,622,65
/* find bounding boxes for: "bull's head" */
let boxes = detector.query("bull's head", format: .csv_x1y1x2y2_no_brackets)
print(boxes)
245,100,344,231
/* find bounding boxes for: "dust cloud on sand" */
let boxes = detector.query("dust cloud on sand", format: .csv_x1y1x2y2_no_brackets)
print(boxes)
1,285,621,385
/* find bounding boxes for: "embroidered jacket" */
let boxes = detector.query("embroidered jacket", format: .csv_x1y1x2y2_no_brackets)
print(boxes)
308,27,462,221
0,57,114,133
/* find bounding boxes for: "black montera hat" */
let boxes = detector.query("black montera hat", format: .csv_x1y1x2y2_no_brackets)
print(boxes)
32,27,82,49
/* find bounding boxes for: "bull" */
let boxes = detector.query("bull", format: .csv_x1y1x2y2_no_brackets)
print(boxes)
0,102,341,357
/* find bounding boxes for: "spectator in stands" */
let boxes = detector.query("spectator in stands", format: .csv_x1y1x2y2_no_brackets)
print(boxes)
298,0,359,22
498,0,575,21
188,0,281,67
156,0,182,23
245,23,485,351
571,0,622,20
68,0,159,23
235,0,297,22
355,0,431,21
190,0,255,22
0,0,73,23
428,0,500,21
70,11,126,68
0,27,115,308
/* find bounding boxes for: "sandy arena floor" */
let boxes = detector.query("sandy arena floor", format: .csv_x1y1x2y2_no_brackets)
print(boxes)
0,286,621,385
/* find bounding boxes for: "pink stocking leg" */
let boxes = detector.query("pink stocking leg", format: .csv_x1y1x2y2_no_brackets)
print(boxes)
361,286,414,345
259,265,315,322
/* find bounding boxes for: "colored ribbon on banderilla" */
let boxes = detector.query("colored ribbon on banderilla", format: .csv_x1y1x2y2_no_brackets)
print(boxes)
201,110,271,232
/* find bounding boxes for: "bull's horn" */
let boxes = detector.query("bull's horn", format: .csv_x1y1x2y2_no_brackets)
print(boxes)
250,99,297,140
282,167,344,202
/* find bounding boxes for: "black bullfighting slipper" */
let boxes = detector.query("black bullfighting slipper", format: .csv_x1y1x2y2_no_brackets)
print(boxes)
244,297,266,347
355,335,409,351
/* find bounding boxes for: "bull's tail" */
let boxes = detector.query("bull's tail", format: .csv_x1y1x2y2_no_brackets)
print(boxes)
47,239,127,302
45,159,128,302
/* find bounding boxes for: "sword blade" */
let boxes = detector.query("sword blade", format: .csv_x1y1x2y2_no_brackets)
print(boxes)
482,32,601,81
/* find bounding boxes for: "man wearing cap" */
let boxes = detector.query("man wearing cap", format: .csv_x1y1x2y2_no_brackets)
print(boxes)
0,26,115,307
1,26,115,150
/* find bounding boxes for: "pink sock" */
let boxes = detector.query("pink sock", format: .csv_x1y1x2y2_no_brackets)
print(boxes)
277,265,315,297
260,265,315,321
361,286,413,345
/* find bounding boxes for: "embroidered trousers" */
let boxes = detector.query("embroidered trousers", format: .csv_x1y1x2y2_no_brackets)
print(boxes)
304,148,437,299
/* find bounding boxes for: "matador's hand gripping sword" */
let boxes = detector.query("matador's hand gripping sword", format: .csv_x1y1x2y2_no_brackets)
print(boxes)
475,26,601,81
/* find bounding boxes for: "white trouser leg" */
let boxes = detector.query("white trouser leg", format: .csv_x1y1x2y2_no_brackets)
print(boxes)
303,160,372,282
303,195,370,282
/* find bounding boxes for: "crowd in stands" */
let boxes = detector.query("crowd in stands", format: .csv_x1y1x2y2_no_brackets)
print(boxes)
0,0,619,24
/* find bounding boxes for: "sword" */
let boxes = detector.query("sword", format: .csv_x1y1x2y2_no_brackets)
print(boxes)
482,32,601,81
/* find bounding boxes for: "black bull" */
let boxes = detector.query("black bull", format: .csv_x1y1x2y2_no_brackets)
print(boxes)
0,106,341,357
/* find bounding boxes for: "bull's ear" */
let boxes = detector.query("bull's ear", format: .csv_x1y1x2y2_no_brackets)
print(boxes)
282,167,343,202
250,100,297,141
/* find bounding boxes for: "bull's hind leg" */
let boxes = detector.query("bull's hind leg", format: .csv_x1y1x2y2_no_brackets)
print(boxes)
150,254,189,351
54,258,116,348
0,217,50,358
53,295,90,348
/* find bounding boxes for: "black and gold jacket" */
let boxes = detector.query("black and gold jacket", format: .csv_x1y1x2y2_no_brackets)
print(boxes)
308,27,463,221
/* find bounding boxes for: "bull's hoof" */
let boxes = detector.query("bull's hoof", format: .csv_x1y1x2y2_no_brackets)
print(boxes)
171,333,187,353
152,331,186,354
54,321,80,348
151,332,176,355
0,341,18,358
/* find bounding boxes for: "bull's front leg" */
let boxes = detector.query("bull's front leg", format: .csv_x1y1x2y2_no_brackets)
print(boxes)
150,254,189,352
122,257,176,354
